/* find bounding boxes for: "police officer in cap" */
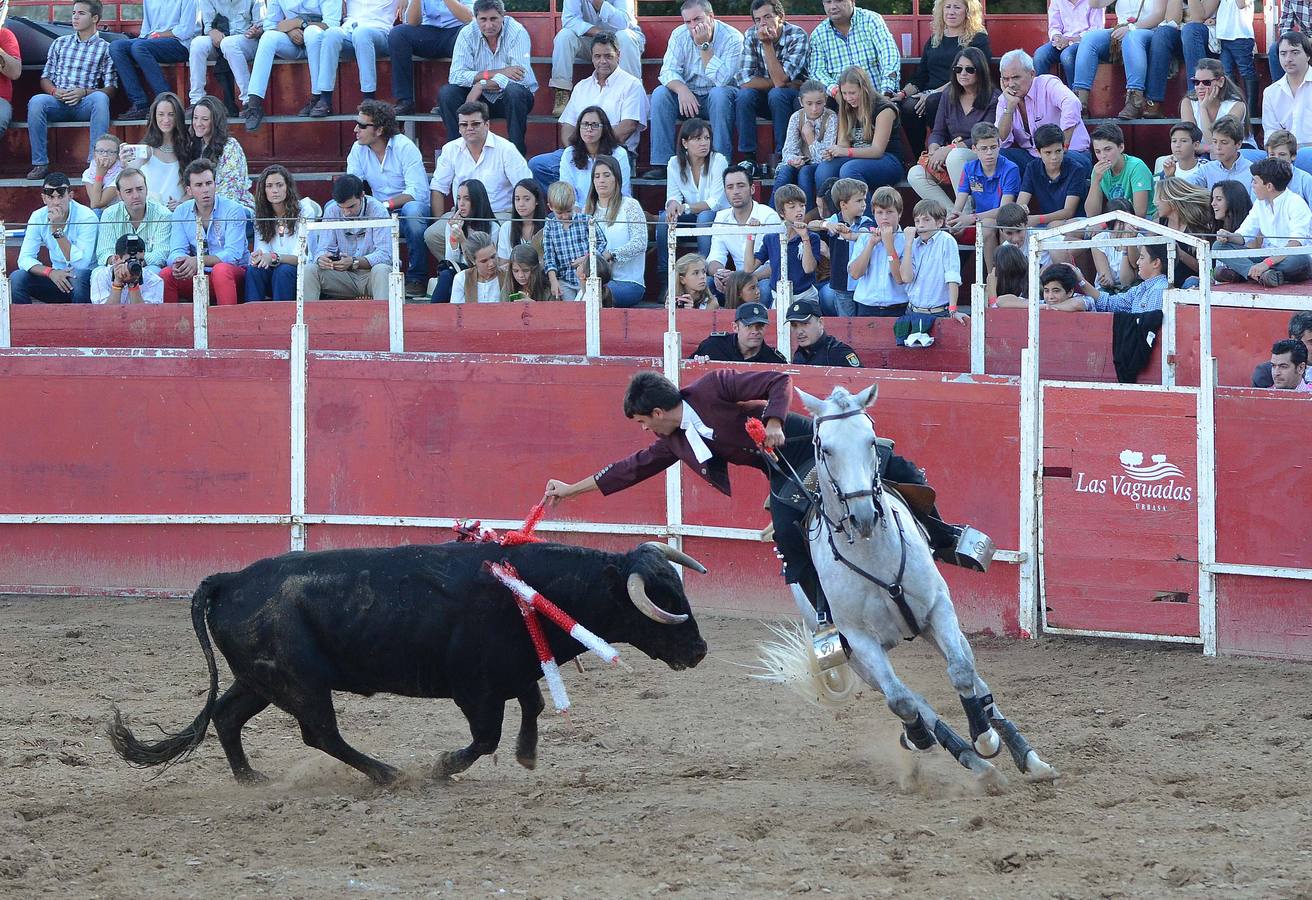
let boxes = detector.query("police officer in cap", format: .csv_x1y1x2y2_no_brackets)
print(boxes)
689,302,788,364
786,298,862,367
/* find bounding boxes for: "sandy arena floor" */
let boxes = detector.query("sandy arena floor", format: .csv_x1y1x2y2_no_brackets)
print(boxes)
1,596,1310,899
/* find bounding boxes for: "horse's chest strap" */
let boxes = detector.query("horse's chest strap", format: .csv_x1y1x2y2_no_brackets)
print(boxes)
824,514,921,639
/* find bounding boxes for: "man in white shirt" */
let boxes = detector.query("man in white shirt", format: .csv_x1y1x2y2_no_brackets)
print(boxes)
1216,157,1312,287
389,0,474,115
425,99,533,259
437,0,537,155
549,0,643,116
11,172,98,304
645,0,743,176
310,0,401,117
529,33,648,190
1263,30,1312,176
707,164,781,305
306,174,395,300
345,100,432,293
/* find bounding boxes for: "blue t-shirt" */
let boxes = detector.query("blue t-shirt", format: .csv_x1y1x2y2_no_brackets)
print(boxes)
826,214,872,293
1020,155,1091,217
755,229,822,296
958,156,1021,214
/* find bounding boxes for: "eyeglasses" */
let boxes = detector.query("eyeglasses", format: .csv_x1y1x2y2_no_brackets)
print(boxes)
93,146,118,155
1191,77,1216,87
353,120,375,130
458,120,486,129
42,186,70,197
579,121,603,130
952,65,977,74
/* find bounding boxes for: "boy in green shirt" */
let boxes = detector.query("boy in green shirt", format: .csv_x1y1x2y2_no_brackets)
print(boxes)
1086,123,1155,220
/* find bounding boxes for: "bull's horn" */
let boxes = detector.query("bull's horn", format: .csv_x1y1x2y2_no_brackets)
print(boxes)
626,573,689,625
641,541,708,574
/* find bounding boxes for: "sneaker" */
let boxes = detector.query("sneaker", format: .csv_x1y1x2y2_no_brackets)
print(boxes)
120,105,150,121
309,97,332,117
1258,269,1285,288
26,164,49,180
552,88,571,117
393,100,415,116
638,167,666,181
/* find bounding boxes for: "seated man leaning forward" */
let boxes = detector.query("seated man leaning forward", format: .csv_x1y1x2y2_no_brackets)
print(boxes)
1215,157,1312,288
543,370,992,625
689,301,788,363
1269,339,1312,392
306,174,395,301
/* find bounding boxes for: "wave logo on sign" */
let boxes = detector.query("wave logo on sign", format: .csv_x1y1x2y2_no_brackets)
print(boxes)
1118,450,1186,482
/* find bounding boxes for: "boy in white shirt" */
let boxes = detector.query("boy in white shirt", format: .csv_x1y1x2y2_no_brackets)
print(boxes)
1156,122,1203,177
1216,157,1312,287
847,185,907,316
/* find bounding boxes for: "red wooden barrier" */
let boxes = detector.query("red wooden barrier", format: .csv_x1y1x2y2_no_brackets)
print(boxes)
1216,575,1312,662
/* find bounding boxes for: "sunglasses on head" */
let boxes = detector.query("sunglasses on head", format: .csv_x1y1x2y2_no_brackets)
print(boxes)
952,64,977,74
42,186,70,197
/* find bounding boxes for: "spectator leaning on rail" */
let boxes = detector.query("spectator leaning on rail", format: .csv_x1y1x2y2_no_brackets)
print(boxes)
91,166,172,303
26,0,116,182
304,174,395,302
11,172,97,305
0,15,22,141
895,0,990,161
733,0,809,173
689,302,788,363
309,0,403,118
241,0,332,132
549,0,643,116
1215,157,1312,288
995,49,1091,174
1032,0,1105,89
808,0,900,99
1264,31,1312,176
189,0,261,106
1268,339,1312,391
109,0,199,121
1252,312,1312,387
645,0,744,179
346,100,432,295
163,159,250,305
389,0,474,115
438,0,537,155
530,34,648,193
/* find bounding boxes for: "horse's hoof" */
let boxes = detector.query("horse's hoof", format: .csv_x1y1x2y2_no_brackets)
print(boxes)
370,764,400,786
234,768,270,785
516,753,537,771
1022,751,1059,783
974,728,1002,759
976,762,1006,796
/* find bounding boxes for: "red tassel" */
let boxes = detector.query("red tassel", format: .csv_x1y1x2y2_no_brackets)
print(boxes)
745,417,767,449
501,501,546,546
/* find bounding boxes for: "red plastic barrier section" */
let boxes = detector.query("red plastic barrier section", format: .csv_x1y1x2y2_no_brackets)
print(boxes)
1040,386,1201,638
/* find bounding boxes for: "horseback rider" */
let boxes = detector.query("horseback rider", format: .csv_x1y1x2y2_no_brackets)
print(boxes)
543,369,993,621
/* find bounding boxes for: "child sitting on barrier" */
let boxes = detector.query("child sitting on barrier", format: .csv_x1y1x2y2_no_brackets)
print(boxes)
1215,157,1312,288
900,199,965,323
747,185,821,306
674,253,716,309
1048,242,1170,313
848,185,908,317
543,181,607,302
502,244,548,302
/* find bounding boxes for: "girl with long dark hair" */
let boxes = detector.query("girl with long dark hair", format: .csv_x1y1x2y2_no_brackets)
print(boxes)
120,92,193,210
497,178,546,266
191,95,254,207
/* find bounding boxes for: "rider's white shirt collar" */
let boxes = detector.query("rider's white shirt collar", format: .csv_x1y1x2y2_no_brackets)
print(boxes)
680,402,714,463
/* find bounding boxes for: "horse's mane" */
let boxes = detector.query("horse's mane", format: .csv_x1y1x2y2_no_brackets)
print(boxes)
822,387,861,411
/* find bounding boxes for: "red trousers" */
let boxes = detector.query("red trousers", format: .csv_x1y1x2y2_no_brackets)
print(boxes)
162,263,246,306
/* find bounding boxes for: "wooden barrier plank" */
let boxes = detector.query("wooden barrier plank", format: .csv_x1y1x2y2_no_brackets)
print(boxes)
1216,574,1312,661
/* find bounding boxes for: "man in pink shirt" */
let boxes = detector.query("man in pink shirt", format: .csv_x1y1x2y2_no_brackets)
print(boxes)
1032,0,1105,88
996,48,1092,173
1270,339,1312,392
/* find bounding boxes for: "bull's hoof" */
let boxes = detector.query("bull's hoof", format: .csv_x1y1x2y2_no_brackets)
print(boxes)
234,768,270,785
369,764,400,786
432,751,468,779
516,753,537,771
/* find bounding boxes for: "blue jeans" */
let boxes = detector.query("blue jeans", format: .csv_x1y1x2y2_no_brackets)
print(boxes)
734,85,799,154
0,97,12,138
248,30,309,100
245,262,298,301
26,92,110,165
1146,23,1209,103
818,284,856,317
399,197,431,282
317,24,390,93
388,23,462,105
814,154,906,197
11,268,92,303
655,208,715,287
1074,28,1151,92
1034,41,1079,85
1296,148,1312,176
610,280,646,307
1219,38,1258,99
109,36,189,108
649,85,737,166
772,162,819,209
528,148,563,193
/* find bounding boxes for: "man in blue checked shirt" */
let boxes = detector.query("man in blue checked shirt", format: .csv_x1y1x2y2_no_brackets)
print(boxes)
163,159,250,305
11,172,98,304
437,0,537,155
644,0,744,176
807,0,901,98
26,0,117,182
109,0,200,121
1051,242,1171,314
304,175,395,301
734,0,808,169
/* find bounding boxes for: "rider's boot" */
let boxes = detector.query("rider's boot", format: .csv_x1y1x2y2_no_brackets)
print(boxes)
796,571,850,668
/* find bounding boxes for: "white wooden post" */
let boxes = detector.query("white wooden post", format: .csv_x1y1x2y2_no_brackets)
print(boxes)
192,218,208,350
584,218,601,357
289,323,308,552
0,221,10,348
388,217,404,353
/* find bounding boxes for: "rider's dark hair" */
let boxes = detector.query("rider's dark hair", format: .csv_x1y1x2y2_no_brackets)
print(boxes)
623,371,683,417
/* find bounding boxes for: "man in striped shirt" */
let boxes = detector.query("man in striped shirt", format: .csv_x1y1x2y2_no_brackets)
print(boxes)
807,0,900,97
26,0,117,181
436,0,536,155
734,0,808,168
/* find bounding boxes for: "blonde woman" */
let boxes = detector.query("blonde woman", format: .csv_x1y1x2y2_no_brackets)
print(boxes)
896,0,990,158
1154,176,1213,284
815,67,906,192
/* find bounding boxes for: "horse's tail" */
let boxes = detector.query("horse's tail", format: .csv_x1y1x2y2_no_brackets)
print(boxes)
750,620,859,708
107,575,224,770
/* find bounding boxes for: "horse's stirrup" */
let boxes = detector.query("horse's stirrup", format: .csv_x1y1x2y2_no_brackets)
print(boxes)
811,622,848,672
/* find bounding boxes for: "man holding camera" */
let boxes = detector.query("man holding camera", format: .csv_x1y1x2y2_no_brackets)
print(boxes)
92,234,164,304
92,166,172,303
11,172,98,304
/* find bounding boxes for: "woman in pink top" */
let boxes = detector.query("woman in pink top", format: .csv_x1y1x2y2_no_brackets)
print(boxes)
1033,0,1107,89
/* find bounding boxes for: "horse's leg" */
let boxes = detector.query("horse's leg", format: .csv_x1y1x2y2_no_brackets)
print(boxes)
970,675,1059,782
841,629,1000,784
922,599,1003,760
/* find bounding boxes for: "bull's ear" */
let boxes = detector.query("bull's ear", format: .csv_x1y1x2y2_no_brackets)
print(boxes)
601,563,623,594
855,383,879,409
796,387,824,416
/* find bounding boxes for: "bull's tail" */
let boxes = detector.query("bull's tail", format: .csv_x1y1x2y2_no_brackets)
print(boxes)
107,575,223,769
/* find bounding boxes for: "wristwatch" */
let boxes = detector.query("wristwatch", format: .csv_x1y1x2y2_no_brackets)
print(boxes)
50,227,65,240
698,40,712,51
682,202,691,215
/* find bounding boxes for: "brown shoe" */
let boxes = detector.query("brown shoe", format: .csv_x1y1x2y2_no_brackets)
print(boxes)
1141,99,1165,119
552,88,571,117
1075,88,1090,112
1118,89,1145,120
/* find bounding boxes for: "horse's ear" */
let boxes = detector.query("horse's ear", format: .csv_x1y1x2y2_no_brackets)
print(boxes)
796,387,824,416
855,383,879,409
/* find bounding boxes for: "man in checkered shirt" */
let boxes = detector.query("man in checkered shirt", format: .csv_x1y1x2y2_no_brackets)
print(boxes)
807,0,901,98
1269,1,1312,81
734,0,809,171
26,0,117,181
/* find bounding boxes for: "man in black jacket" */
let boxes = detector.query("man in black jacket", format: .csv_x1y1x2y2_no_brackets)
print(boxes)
787,299,861,367
689,302,787,364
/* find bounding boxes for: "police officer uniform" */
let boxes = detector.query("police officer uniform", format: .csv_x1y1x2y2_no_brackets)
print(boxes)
785,299,862,367
689,303,788,364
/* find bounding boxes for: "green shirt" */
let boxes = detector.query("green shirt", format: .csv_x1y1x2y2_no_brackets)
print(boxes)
94,199,173,268
1098,155,1156,219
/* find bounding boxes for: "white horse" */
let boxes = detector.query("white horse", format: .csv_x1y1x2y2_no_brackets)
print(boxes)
758,384,1057,787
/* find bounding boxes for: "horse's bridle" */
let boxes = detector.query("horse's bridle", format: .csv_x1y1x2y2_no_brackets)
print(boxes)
812,406,885,543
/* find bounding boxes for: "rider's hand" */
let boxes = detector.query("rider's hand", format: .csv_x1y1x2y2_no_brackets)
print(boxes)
763,418,786,449
543,479,571,506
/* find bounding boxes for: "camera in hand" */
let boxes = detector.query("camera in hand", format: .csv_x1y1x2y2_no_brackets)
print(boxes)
115,233,147,286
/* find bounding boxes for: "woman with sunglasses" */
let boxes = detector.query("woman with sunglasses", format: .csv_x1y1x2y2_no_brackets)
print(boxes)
909,45,999,208
894,0,989,160
119,92,194,211
1183,58,1259,160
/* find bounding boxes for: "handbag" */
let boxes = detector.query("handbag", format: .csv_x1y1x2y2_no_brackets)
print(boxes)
209,13,231,35
1107,0,1147,65
917,149,954,189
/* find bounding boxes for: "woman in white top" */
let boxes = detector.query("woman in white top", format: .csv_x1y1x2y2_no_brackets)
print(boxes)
83,133,123,212
558,106,632,208
496,178,546,267
586,155,647,307
246,165,322,301
656,117,730,285
450,231,502,304
432,179,502,301
119,92,192,211
1182,59,1257,158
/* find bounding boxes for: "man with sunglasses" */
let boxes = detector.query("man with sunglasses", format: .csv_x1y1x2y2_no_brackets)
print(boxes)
305,174,395,301
11,173,97,304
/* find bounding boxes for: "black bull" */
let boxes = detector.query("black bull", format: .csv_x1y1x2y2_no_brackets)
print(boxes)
108,541,709,784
